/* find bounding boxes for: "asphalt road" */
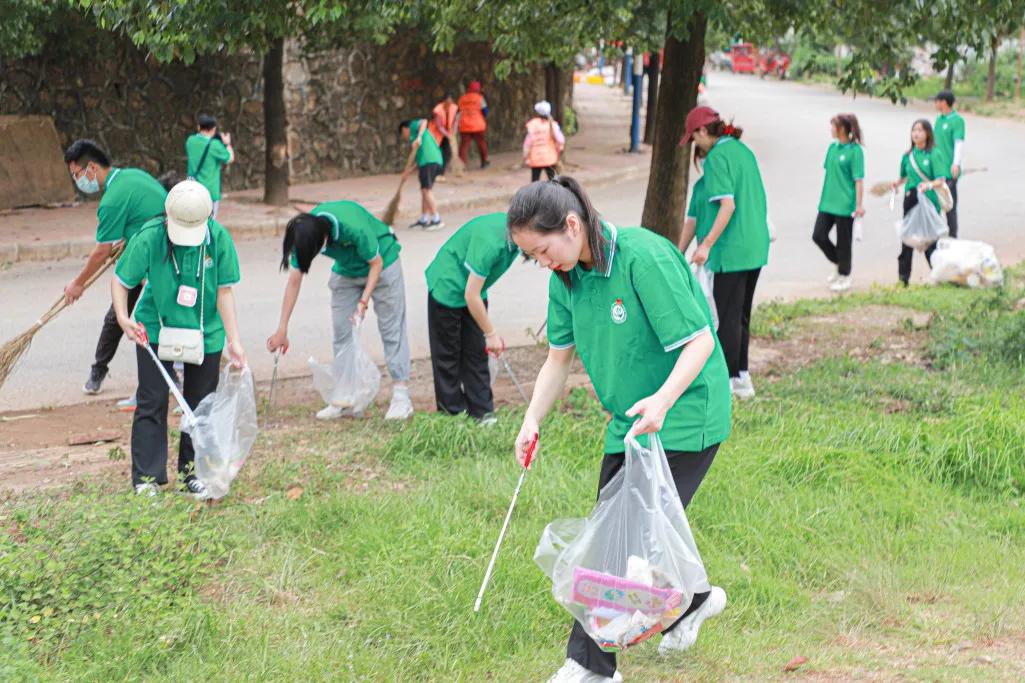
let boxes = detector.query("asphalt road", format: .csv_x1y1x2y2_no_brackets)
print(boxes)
4,72,1023,411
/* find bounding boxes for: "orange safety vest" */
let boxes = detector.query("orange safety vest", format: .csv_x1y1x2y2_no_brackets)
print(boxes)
458,92,486,133
525,117,559,168
428,102,458,143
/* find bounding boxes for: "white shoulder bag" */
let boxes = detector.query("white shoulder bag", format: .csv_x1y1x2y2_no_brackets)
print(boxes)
908,152,954,213
158,243,206,365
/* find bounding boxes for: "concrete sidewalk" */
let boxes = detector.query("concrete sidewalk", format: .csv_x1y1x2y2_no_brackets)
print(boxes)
0,83,649,264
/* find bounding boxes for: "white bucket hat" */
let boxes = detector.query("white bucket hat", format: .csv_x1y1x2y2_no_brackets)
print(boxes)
165,179,212,246
534,100,552,117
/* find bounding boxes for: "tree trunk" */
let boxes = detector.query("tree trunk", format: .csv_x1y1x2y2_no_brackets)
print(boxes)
643,51,660,145
641,11,707,244
262,37,289,206
986,33,998,101
944,60,956,90
544,62,564,125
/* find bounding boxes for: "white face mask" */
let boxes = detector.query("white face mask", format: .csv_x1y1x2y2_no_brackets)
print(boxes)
75,167,100,195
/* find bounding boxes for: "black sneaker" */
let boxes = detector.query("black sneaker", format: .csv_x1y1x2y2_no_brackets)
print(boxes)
480,161,491,169
183,476,212,501
408,218,428,229
83,367,107,395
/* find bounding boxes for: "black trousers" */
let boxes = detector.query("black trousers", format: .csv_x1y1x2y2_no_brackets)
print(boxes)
92,284,142,374
945,177,959,237
567,443,720,677
439,137,451,175
131,343,220,487
531,166,556,182
812,212,853,276
712,268,761,378
897,191,939,284
427,293,493,419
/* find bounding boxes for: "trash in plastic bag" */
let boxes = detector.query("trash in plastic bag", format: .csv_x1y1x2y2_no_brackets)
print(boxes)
690,263,719,331
309,322,381,413
897,193,948,251
929,238,1004,288
534,433,710,652
183,365,258,499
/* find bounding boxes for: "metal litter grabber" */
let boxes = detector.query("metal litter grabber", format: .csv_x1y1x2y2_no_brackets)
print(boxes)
263,349,281,426
500,355,530,404
139,331,196,427
474,434,539,613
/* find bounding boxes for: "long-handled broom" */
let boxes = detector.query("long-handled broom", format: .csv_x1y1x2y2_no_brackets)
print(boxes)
447,131,465,177
381,124,429,227
0,242,124,390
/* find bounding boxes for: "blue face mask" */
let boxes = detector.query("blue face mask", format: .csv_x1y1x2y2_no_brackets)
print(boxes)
75,169,100,195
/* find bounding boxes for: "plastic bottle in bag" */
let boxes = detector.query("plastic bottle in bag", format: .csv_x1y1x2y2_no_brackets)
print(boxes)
534,434,710,652
184,365,259,499
309,322,381,413
898,193,948,251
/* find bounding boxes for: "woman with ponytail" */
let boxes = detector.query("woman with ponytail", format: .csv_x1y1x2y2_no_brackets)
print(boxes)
813,113,865,293
682,106,770,400
508,177,731,683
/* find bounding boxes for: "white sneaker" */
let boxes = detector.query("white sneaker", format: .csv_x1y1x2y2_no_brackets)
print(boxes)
316,405,348,420
830,275,852,293
659,586,727,654
547,658,623,683
730,377,755,400
134,482,159,497
826,270,840,284
384,388,414,420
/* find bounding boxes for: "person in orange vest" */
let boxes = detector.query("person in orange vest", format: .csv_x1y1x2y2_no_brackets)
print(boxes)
428,92,459,176
522,100,565,182
458,80,490,169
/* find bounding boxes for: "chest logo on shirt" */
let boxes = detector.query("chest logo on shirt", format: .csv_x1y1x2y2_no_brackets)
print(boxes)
839,154,846,161
204,256,214,269
610,298,627,325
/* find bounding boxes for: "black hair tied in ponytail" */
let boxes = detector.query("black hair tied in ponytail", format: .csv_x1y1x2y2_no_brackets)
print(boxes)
506,176,607,287
281,213,331,273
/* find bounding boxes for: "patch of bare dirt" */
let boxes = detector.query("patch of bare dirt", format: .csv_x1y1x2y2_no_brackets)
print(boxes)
750,305,933,378
0,344,588,495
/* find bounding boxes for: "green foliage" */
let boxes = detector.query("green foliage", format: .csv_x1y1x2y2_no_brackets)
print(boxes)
0,489,223,671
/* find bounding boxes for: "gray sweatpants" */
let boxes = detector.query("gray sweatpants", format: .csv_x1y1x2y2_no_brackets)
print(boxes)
329,260,410,382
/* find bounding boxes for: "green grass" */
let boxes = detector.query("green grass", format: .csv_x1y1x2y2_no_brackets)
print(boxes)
4,278,1025,681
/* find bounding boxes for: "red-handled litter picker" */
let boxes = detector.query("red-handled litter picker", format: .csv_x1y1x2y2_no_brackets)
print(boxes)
474,433,539,613
138,329,196,427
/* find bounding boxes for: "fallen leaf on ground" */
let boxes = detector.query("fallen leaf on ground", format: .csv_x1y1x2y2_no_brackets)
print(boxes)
286,485,304,500
784,656,808,672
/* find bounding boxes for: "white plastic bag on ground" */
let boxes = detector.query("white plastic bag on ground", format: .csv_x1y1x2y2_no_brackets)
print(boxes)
690,263,719,331
309,322,381,413
534,433,710,652
184,365,258,499
897,193,948,251
929,238,1004,288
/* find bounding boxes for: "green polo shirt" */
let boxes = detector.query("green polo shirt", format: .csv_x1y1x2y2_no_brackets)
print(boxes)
818,141,865,216
900,148,941,212
95,168,168,246
933,111,965,180
686,176,717,243
116,218,241,354
702,136,770,274
290,201,401,278
186,133,232,201
411,119,444,167
425,212,519,309
546,223,731,454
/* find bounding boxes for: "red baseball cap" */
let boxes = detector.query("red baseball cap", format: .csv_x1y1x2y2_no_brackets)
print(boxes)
681,106,720,145
468,80,482,93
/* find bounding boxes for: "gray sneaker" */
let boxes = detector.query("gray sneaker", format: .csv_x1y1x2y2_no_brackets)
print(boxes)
184,477,212,501
84,367,107,395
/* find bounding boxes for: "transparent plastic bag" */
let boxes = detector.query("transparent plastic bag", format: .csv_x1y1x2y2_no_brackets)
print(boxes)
309,322,381,413
183,365,258,499
690,263,719,331
929,238,1004,288
534,434,710,652
489,354,499,386
897,193,948,251
853,217,864,242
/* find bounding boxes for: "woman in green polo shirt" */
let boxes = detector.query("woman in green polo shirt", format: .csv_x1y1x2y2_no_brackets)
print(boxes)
425,212,519,423
891,119,947,286
112,180,246,499
682,106,770,400
266,200,413,420
507,177,731,683
813,113,865,293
